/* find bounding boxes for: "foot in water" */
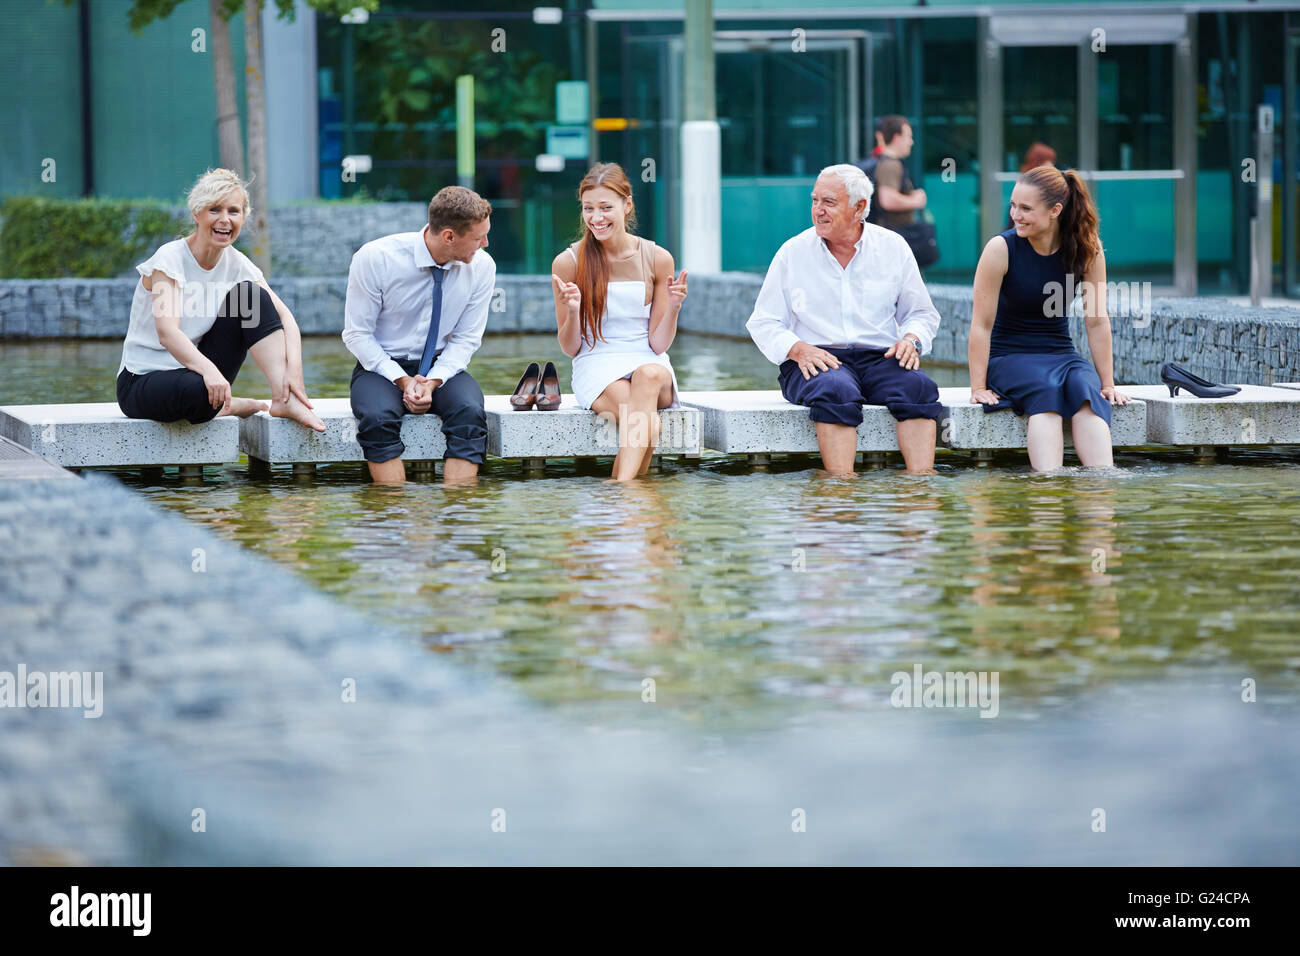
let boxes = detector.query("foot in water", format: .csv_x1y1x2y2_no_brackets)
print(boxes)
219,397,269,418
270,395,326,432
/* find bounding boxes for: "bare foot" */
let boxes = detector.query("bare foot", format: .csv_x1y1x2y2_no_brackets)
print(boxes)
270,395,326,432
218,397,269,418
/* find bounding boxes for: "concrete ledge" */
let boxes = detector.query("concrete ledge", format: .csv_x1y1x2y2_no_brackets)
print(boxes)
239,398,446,464
937,386,1149,449
0,436,77,480
0,402,238,467
1121,384,1300,445
679,390,899,452
683,388,1150,453
11,385,1300,468
485,395,700,457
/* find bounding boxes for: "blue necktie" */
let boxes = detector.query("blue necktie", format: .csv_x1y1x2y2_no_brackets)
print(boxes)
417,265,447,377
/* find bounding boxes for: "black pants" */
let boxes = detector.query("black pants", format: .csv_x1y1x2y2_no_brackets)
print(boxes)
117,281,282,424
350,358,487,464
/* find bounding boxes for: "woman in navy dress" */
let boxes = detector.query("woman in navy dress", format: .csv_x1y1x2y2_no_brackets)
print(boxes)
968,164,1129,470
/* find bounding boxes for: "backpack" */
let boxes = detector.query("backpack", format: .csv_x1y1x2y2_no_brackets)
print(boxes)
855,156,884,225
854,155,940,268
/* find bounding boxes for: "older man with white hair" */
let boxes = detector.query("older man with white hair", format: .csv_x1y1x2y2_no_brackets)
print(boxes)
746,163,943,474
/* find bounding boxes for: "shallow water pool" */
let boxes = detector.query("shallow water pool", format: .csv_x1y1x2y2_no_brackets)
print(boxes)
4,334,1297,731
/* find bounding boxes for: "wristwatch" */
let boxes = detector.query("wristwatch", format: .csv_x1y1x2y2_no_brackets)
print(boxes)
904,334,922,352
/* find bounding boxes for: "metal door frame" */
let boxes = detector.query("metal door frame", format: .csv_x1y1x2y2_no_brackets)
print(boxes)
978,13,1197,294
1285,21,1299,297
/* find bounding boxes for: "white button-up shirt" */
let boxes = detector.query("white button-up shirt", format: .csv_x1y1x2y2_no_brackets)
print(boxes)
746,224,941,365
342,226,496,384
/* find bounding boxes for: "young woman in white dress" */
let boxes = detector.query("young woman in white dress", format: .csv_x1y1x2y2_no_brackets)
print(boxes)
551,163,688,481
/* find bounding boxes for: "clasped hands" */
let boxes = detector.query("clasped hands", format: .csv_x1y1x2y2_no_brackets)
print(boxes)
397,374,440,413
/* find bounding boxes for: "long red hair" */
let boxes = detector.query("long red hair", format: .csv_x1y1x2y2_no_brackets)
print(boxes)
574,163,637,347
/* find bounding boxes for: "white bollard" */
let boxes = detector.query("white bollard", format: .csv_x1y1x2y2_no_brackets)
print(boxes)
680,120,721,274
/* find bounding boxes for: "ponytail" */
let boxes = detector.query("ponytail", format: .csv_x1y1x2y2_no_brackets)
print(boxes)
1058,169,1101,280
1019,164,1101,280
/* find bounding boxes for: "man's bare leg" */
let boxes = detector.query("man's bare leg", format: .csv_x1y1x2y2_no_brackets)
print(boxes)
896,418,938,474
369,458,406,484
443,457,478,486
816,422,858,474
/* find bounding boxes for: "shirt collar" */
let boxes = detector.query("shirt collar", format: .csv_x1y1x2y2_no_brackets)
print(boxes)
415,225,454,271
814,224,866,262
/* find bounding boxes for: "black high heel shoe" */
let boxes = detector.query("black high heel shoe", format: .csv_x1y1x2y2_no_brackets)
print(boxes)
510,362,540,410
1159,363,1241,399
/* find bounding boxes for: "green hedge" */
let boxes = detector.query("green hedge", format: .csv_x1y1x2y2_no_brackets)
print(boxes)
0,196,190,279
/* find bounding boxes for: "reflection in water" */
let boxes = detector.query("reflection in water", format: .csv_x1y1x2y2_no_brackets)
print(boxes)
964,474,1122,688
131,457,1300,729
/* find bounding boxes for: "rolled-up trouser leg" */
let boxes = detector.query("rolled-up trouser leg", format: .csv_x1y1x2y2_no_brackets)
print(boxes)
778,359,865,426
853,350,943,423
430,370,487,464
350,360,411,464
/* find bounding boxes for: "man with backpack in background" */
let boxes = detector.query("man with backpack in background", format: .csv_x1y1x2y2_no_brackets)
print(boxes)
856,115,940,269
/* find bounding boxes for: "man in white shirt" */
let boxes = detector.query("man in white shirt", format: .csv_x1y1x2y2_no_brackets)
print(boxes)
343,186,496,484
746,164,942,475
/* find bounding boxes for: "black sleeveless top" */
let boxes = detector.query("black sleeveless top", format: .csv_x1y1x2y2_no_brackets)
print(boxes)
989,228,1076,357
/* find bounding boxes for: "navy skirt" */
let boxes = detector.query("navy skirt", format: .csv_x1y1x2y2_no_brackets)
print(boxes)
985,350,1112,427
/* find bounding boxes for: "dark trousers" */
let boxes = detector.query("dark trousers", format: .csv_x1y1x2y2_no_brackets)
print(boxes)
117,281,282,424
779,346,943,426
349,358,487,464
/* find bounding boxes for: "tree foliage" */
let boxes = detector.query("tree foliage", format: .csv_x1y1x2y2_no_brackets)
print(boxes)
108,0,379,33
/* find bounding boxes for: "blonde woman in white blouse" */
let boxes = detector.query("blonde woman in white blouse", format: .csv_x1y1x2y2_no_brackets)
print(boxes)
116,168,323,431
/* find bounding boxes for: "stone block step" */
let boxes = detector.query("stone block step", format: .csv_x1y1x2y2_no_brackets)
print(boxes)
1120,384,1300,445
239,398,445,464
485,395,700,458
0,402,239,467
936,386,1149,449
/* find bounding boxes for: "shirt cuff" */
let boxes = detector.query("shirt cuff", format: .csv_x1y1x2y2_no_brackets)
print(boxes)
426,361,456,386
767,330,802,365
376,358,408,384
900,328,930,355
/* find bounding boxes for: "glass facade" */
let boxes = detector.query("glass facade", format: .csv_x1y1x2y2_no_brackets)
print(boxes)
0,0,248,204
1,1,1297,297
315,5,586,273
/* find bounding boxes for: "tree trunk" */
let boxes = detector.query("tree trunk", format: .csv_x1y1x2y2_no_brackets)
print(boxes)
243,0,271,275
209,0,243,175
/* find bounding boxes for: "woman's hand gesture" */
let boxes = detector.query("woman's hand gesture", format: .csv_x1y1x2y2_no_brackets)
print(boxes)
552,274,581,315
667,270,688,308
